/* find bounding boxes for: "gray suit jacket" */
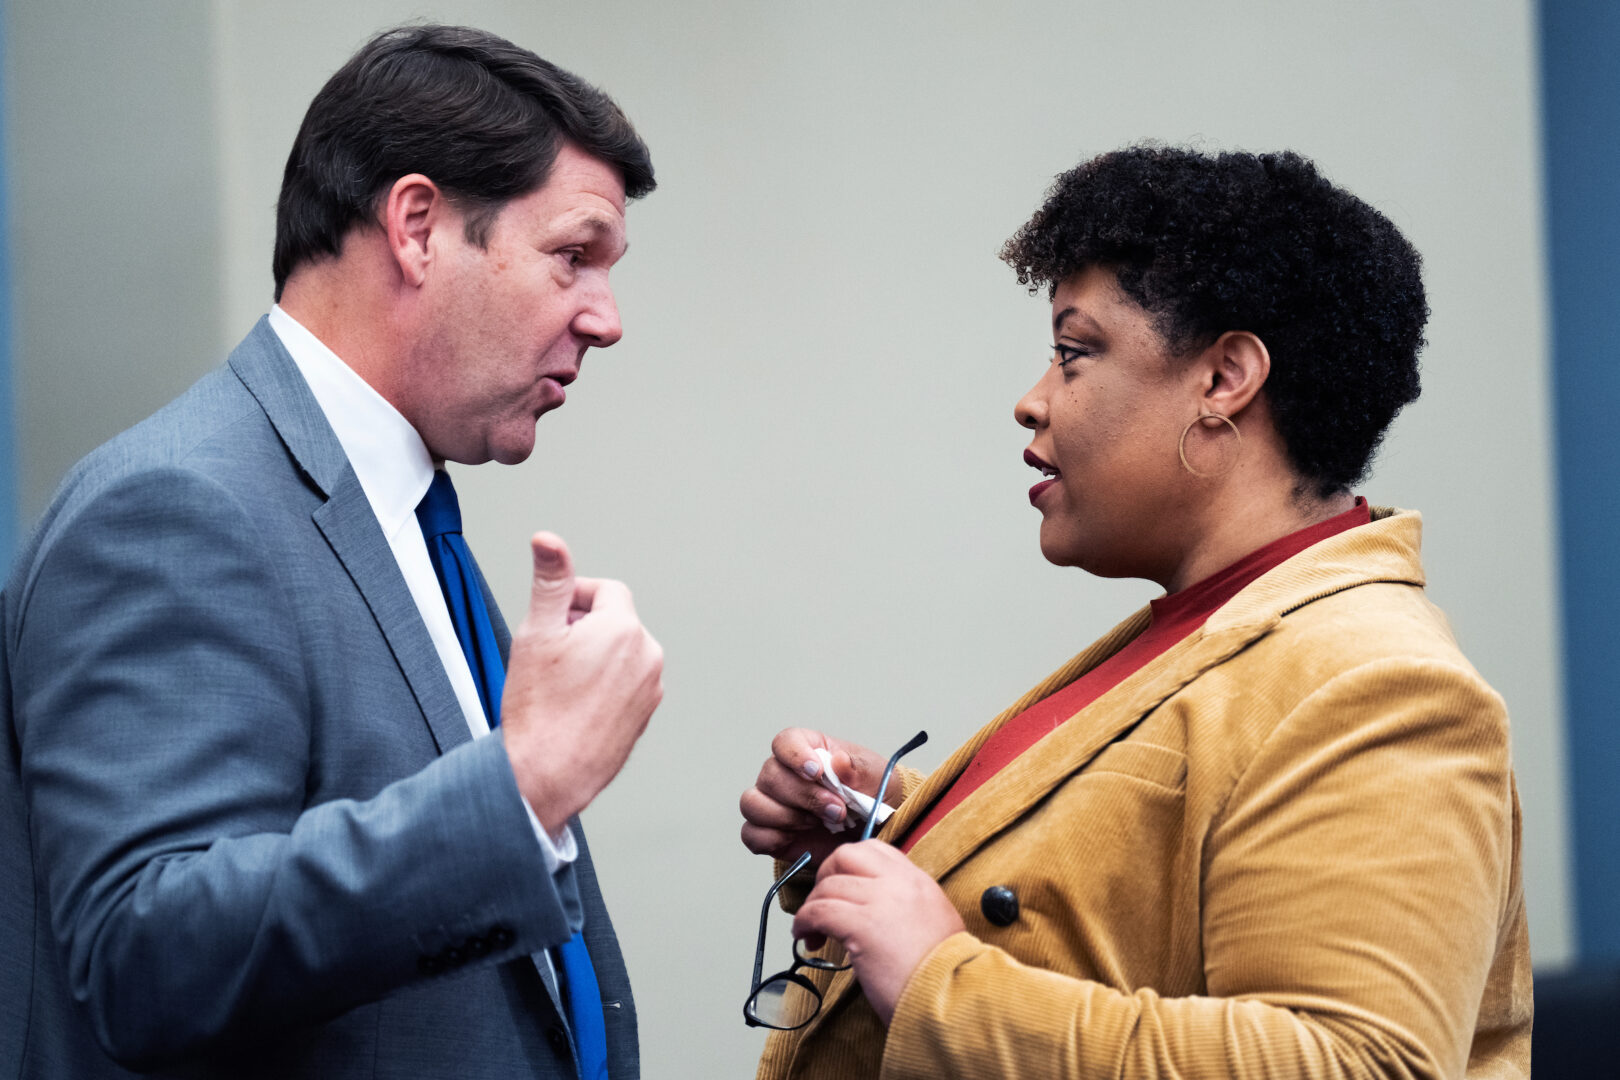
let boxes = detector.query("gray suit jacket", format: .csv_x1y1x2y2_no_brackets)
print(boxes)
0,319,638,1078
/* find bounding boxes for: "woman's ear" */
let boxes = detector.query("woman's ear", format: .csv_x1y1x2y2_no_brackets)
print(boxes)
1199,330,1271,418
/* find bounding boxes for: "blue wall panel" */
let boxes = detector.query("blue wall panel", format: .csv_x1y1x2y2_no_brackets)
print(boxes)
0,0,17,570
1541,0,1620,962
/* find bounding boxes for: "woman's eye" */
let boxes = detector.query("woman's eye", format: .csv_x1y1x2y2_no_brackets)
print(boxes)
1052,344,1084,366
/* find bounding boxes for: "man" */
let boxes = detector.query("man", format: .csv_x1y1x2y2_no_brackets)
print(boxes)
0,25,662,1079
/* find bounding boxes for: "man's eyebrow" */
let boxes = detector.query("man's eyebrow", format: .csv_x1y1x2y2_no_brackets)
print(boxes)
577,214,618,237
1052,306,1103,336
563,212,628,256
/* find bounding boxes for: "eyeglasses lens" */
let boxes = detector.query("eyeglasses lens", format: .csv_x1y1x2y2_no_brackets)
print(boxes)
748,975,821,1030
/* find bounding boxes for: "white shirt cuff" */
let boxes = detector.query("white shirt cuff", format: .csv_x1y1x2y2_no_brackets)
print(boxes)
521,795,579,874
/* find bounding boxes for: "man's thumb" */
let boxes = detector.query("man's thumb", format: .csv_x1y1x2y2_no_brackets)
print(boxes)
527,531,576,629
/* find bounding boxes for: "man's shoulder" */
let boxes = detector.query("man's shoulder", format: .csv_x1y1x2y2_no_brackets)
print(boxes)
46,320,312,515
54,365,273,512
11,326,317,595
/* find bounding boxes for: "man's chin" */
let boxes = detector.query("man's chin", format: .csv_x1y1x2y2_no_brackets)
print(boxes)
491,425,541,466
435,439,533,468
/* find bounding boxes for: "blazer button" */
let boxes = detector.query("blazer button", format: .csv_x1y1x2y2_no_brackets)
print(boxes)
547,1025,569,1053
489,925,515,949
980,885,1019,927
417,954,445,976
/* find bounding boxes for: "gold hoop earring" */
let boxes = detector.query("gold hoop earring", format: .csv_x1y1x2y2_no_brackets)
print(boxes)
1178,412,1242,478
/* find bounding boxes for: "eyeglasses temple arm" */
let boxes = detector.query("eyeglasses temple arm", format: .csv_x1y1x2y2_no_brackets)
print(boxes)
752,850,814,991
859,729,928,842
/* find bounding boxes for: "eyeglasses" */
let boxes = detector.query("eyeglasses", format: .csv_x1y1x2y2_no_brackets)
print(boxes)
743,730,928,1029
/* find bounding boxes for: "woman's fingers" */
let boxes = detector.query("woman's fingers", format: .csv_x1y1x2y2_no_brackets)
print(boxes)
752,755,846,823
740,780,822,832
788,840,967,1026
814,836,905,882
741,729,894,862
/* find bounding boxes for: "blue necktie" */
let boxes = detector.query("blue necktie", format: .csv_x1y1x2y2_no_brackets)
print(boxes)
416,470,609,1080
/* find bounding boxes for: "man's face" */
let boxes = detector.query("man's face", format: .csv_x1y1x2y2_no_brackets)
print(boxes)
407,143,629,465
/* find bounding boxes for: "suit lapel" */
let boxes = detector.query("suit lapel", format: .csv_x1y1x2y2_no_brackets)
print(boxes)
227,318,471,756
311,484,471,755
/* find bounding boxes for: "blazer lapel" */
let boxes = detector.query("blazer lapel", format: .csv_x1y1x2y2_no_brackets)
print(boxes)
227,318,471,756
881,605,1154,848
903,617,1275,883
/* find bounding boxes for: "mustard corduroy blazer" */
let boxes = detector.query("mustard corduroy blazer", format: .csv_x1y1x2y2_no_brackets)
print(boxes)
757,507,1531,1079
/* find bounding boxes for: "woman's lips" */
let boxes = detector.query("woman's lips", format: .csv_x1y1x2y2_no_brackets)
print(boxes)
1024,448,1060,506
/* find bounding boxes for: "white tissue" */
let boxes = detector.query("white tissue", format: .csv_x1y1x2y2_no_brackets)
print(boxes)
811,748,896,834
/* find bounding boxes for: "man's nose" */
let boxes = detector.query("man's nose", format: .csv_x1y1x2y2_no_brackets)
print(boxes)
576,283,622,347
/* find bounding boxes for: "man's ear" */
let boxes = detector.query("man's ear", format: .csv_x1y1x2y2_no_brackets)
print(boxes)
382,173,445,288
1197,330,1271,418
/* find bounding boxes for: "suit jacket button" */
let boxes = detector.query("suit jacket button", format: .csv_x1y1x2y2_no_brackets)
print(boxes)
467,934,492,957
981,885,1019,927
547,1025,568,1053
418,954,445,976
490,925,515,949
443,945,466,967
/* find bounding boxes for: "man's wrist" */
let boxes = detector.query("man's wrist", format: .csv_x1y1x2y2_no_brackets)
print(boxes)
520,794,578,873
502,727,578,836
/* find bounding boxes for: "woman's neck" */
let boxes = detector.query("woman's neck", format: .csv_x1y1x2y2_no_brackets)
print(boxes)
1161,484,1357,594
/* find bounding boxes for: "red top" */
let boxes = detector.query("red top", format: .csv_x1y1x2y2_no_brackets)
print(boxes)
900,498,1372,852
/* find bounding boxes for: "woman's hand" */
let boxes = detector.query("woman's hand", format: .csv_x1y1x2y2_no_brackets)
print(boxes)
791,840,966,1026
739,728,901,868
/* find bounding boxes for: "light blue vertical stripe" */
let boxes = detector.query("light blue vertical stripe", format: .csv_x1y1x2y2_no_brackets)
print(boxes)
1540,0,1620,963
0,0,17,569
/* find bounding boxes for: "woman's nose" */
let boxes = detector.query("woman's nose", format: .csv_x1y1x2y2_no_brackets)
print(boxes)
1015,382,1046,430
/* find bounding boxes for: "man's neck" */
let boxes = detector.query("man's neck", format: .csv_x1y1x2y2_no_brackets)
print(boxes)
278,269,410,422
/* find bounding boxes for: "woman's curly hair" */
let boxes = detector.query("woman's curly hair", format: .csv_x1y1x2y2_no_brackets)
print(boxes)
1001,145,1427,498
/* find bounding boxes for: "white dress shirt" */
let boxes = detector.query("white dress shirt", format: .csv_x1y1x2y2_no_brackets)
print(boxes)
268,305,577,872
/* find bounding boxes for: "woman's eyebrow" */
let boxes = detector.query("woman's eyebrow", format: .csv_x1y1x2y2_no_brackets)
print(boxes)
1052,307,1104,336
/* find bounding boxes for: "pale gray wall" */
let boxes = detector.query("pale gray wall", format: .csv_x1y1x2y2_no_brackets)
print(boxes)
8,0,221,518
9,2,1569,1076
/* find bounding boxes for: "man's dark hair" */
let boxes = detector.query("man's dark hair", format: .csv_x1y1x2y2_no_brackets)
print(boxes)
272,24,655,299
1001,145,1426,498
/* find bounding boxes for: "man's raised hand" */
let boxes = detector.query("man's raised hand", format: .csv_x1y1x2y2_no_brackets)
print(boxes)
501,532,663,833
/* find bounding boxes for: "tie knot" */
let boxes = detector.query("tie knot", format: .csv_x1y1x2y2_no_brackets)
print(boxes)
415,470,462,540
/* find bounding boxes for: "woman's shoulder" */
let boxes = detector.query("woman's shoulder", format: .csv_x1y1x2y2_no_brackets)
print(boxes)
1211,505,1484,686
1172,527,1507,788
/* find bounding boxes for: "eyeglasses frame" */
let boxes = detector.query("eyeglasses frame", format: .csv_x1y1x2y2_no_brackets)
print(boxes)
743,730,929,1030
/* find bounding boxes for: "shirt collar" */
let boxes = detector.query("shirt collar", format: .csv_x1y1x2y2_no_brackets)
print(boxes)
267,305,436,539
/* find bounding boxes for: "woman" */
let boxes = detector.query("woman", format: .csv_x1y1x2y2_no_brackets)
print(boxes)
739,146,1530,1078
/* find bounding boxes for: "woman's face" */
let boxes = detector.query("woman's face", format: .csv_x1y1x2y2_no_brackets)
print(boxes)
1015,266,1204,581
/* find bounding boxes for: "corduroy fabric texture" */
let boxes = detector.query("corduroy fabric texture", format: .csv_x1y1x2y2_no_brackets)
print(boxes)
755,507,1531,1080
